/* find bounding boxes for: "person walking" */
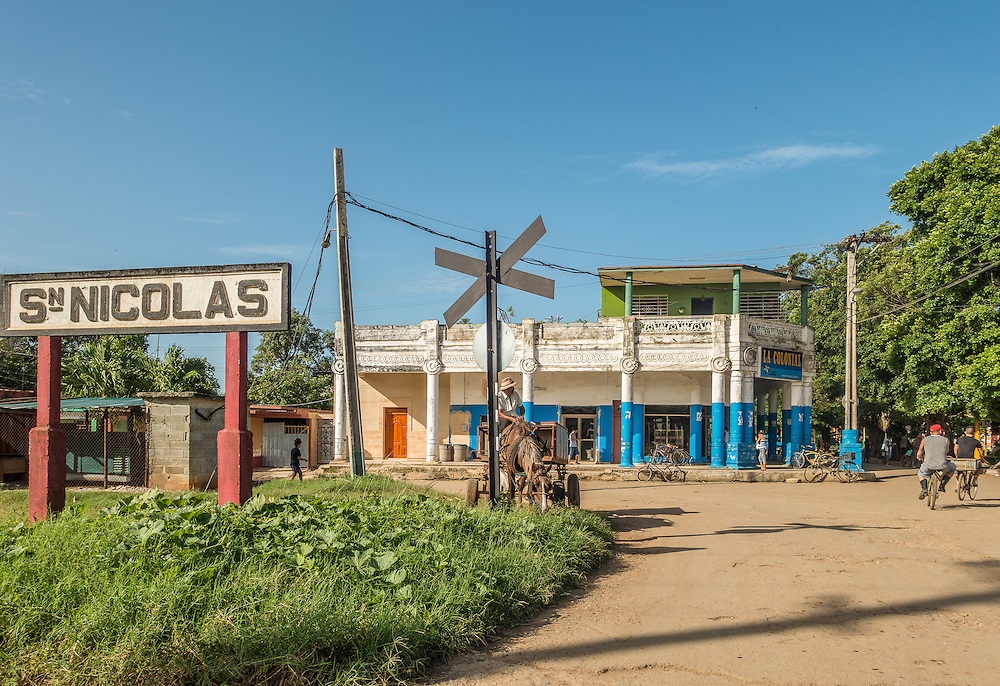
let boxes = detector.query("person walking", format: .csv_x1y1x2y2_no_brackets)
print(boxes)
290,437,304,481
916,424,955,499
569,428,580,464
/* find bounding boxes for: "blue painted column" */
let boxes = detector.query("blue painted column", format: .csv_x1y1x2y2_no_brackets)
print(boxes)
788,382,804,457
727,370,747,468
711,370,727,467
690,404,704,464
620,370,634,468
742,379,755,446
521,372,534,423
802,380,813,447
631,403,644,464
782,385,793,464
767,388,778,461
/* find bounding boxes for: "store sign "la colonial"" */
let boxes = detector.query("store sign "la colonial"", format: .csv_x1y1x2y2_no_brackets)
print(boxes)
0,263,290,336
758,346,803,381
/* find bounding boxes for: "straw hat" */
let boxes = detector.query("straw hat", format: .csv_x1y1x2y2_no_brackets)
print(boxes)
499,377,516,391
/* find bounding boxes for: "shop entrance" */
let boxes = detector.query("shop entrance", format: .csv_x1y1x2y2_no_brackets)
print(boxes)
561,411,596,461
644,406,690,453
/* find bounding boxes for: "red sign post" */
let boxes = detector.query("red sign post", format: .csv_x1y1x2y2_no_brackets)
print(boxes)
28,336,66,522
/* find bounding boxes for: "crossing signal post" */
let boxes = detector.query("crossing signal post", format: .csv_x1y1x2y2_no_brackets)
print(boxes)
436,217,555,507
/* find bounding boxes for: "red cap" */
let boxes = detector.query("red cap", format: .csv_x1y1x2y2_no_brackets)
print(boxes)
929,424,942,433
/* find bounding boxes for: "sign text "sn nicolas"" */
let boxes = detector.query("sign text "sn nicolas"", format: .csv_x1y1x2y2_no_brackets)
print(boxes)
1,264,290,336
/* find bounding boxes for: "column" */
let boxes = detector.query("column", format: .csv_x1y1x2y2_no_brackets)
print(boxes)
218,331,252,506
782,385,793,463
28,336,66,523
620,370,634,468
767,388,779,461
788,381,804,459
802,380,813,448
425,363,440,463
742,377,755,445
334,361,346,461
711,370,726,468
522,371,534,422
727,370,744,468
333,360,347,462
755,394,766,446
690,386,704,464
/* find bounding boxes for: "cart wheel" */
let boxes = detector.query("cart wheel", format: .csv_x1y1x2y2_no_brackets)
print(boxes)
465,479,480,507
566,473,581,507
551,481,566,504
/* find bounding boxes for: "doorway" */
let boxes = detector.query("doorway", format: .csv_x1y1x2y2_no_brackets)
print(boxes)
562,413,596,461
383,408,408,459
644,411,690,452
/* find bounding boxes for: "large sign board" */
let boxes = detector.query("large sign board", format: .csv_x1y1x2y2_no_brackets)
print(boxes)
1,263,290,336
759,346,803,381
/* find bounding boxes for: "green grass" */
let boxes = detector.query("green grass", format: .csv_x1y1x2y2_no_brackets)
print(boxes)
0,476,613,685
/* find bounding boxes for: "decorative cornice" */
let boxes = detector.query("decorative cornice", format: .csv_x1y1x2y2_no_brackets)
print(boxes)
332,359,345,375
520,357,539,373
711,355,732,373
748,321,801,341
639,317,713,334
423,359,443,375
620,356,639,374
638,352,710,366
742,346,757,366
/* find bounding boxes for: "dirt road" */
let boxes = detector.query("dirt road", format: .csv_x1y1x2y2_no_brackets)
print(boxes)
424,470,1000,685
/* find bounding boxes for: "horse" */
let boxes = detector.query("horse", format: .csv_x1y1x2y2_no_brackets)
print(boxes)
499,418,551,509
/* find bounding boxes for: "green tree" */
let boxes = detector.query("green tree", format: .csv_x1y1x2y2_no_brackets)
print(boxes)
61,335,219,398
0,337,36,391
248,310,333,407
885,125,1000,421
61,335,158,397
149,344,219,395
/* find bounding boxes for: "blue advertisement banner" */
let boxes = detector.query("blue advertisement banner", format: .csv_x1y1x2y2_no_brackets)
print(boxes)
759,347,803,381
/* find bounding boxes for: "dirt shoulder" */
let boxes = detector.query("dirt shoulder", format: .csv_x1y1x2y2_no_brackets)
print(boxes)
424,471,1000,685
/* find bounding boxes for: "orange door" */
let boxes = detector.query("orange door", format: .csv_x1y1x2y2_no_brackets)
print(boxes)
384,409,408,459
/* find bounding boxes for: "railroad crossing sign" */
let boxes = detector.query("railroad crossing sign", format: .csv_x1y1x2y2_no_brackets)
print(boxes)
436,216,555,508
436,216,555,327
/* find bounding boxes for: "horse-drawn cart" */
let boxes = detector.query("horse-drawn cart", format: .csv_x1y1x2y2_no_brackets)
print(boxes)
466,420,581,509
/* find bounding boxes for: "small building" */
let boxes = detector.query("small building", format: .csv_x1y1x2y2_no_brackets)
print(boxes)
249,405,336,469
346,264,815,469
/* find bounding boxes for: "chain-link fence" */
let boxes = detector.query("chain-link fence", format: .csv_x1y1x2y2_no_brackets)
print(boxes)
0,406,148,488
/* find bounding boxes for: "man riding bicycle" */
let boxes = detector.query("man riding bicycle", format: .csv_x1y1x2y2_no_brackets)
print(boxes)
917,424,956,500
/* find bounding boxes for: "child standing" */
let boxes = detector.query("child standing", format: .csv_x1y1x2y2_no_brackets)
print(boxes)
290,437,304,481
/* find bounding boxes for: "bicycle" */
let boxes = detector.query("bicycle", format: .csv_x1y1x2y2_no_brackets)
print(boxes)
955,461,980,501
924,468,943,510
792,444,823,469
637,456,686,482
803,453,862,483
650,442,691,466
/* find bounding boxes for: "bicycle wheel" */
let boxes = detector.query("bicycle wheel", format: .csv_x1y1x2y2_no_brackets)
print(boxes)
804,465,825,483
957,473,967,501
838,461,863,483
969,473,979,500
674,450,691,465
792,451,806,469
637,466,653,482
928,473,940,510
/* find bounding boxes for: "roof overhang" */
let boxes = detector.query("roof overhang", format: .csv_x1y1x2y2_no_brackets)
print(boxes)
598,264,812,290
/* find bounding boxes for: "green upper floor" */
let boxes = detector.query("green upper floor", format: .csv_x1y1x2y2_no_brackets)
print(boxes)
598,264,812,324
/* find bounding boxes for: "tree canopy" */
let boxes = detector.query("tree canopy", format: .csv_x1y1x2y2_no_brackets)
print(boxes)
248,310,334,408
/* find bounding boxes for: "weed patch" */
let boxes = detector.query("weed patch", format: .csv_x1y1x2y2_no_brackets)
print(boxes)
0,477,612,685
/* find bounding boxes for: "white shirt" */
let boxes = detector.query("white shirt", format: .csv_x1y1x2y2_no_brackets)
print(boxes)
497,388,522,419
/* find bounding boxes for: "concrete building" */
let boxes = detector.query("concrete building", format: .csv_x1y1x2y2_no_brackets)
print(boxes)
346,265,815,469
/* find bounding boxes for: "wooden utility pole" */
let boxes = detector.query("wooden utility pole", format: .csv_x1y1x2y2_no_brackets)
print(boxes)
484,231,501,506
331,149,365,476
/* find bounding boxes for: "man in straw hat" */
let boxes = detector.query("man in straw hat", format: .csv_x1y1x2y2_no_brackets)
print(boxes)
497,376,523,436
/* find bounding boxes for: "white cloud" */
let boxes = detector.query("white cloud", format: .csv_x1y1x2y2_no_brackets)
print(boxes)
176,212,241,225
0,79,69,104
626,143,878,179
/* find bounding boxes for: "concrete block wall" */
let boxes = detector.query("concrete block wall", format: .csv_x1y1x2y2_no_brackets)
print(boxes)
142,393,225,491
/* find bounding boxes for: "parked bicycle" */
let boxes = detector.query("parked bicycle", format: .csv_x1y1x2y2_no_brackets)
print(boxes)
651,442,692,465
803,452,863,483
637,456,686,482
792,444,825,469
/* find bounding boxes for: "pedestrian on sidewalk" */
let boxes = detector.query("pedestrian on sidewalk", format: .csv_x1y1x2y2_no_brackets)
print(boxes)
569,428,580,464
756,431,768,470
290,437,304,481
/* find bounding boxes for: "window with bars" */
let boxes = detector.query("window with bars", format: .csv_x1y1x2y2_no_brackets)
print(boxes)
740,291,782,320
633,295,673,316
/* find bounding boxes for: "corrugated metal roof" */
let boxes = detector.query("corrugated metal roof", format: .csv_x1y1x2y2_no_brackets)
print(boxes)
0,397,145,411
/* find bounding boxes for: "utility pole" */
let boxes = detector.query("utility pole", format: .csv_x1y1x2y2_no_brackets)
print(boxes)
327,148,365,476
484,231,501,506
839,230,890,466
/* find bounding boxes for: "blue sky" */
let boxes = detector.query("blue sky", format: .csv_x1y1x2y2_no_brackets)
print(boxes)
2,1,999,375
